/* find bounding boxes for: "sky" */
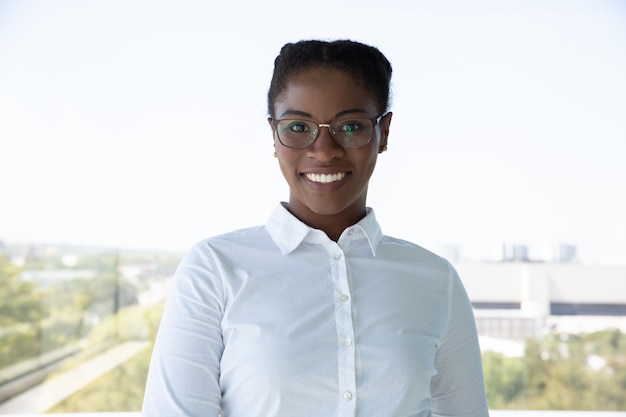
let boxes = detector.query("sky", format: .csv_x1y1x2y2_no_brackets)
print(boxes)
0,0,625,264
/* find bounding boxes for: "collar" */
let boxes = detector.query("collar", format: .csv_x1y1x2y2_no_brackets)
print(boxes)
265,203,382,256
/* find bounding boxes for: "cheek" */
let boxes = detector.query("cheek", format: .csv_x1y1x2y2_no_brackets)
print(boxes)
277,157,289,178
357,147,380,175
276,152,299,182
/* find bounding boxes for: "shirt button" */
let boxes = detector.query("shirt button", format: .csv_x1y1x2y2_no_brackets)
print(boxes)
333,253,342,260
340,294,349,302
348,229,354,236
343,391,353,401
344,339,353,348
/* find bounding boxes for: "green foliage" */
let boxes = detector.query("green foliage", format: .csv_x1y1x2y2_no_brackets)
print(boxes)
45,303,164,412
0,250,141,372
0,254,42,325
0,322,40,368
72,251,121,272
483,329,626,410
482,351,524,408
47,346,153,412
0,254,43,367
87,303,164,346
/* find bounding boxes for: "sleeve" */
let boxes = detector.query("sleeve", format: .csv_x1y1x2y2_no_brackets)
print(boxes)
142,242,224,416
430,263,490,417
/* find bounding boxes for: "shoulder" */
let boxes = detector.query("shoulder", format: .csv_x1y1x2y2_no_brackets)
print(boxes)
378,234,452,270
172,225,277,288
193,225,272,250
372,235,462,295
176,225,274,266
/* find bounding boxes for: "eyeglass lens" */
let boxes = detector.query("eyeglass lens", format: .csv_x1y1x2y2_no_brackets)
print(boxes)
276,118,375,148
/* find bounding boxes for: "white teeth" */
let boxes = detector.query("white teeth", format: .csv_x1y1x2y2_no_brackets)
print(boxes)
305,172,347,184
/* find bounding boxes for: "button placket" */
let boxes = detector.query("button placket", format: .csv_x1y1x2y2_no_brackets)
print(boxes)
329,243,356,415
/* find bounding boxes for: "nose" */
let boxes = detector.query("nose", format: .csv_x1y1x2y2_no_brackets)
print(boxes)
306,126,344,162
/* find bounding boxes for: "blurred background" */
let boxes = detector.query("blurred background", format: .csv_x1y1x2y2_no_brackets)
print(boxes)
0,0,625,412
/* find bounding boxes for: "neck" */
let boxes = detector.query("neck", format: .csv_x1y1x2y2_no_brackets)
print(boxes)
283,202,366,242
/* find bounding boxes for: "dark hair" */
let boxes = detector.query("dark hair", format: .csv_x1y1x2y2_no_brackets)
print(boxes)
267,39,393,117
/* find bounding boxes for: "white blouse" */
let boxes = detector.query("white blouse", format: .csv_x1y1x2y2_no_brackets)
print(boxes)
142,204,489,417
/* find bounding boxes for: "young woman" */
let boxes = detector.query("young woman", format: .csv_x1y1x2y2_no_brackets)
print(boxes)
143,40,489,417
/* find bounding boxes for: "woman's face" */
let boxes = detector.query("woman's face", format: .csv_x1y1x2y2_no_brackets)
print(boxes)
271,67,391,227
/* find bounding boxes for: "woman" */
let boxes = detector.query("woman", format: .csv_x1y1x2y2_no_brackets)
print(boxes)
143,39,489,417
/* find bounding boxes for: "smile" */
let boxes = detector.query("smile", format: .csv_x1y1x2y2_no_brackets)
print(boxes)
304,172,348,184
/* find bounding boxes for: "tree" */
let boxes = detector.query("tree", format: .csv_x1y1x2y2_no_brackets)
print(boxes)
0,254,41,325
482,351,524,409
483,330,626,410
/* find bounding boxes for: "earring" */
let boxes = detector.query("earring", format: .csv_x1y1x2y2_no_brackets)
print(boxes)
381,145,388,152
273,151,278,158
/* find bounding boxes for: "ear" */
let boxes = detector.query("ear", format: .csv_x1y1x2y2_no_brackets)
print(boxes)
268,117,278,143
378,112,392,153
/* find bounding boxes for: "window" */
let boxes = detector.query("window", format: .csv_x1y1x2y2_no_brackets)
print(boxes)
1,0,625,413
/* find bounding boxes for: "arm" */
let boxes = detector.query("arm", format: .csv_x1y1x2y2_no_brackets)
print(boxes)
430,263,489,417
142,242,224,416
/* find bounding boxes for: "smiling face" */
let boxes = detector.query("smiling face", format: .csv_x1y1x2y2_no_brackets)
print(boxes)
271,67,391,237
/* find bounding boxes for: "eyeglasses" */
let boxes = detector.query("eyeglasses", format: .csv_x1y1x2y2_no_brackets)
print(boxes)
270,115,383,149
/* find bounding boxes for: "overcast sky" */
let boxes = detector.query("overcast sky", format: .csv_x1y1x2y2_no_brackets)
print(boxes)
1,0,625,264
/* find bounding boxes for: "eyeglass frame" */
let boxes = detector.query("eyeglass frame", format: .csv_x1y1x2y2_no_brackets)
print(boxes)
269,114,385,149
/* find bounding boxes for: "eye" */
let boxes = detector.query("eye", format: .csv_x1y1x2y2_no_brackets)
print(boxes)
339,120,363,133
286,121,310,133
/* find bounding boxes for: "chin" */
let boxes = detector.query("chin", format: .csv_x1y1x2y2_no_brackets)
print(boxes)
306,199,361,217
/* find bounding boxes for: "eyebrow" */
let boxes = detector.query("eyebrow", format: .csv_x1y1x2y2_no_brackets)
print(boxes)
279,108,371,119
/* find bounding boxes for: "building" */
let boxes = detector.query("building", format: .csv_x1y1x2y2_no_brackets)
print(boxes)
456,262,626,340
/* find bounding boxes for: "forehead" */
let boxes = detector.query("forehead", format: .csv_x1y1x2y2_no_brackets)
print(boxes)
275,68,378,117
